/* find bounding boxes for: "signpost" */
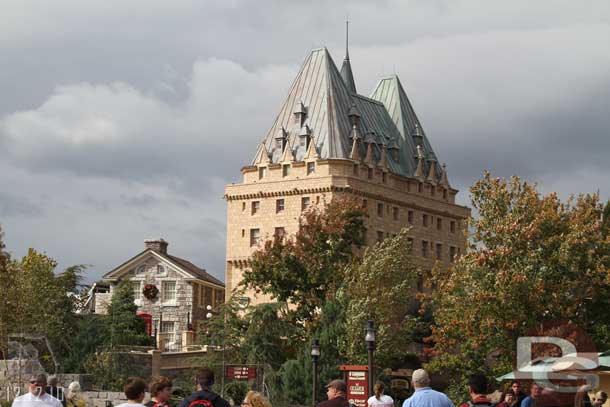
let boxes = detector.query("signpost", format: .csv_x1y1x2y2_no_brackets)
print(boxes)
340,365,369,407
226,365,257,380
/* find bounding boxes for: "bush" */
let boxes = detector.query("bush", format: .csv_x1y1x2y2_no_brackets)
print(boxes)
224,381,249,406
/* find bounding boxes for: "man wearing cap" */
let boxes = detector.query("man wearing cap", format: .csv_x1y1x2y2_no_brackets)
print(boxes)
317,379,349,407
403,369,454,407
12,373,64,407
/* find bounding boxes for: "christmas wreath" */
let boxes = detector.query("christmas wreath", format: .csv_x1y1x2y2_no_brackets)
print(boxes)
143,284,159,300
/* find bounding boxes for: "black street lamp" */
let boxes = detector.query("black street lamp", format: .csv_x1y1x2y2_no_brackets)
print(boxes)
365,320,376,397
311,339,321,407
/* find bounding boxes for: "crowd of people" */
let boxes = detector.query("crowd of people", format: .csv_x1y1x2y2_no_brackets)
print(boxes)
9,368,610,407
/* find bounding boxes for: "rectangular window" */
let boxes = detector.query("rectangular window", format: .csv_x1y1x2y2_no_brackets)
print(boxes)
422,240,428,258
215,289,225,306
242,202,246,211
431,186,436,197
307,162,315,175
450,246,456,263
251,201,260,215
276,199,285,213
450,220,456,233
418,182,423,193
393,207,399,221
443,189,448,200
258,167,266,179
377,231,384,243
162,281,176,302
368,168,373,179
436,243,443,260
160,321,175,347
301,197,310,211
131,281,141,300
382,172,387,183
423,214,429,227
377,202,384,217
353,164,358,176
362,199,368,209
250,228,260,246
408,210,414,225
407,238,414,254
437,218,442,231
274,227,285,239
282,165,290,177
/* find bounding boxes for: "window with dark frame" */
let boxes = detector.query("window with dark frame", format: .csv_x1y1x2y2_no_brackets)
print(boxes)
250,229,260,246
422,240,428,257
423,214,429,227
437,218,442,231
377,231,384,243
251,201,260,215
307,162,315,175
377,202,384,217
276,199,285,213
258,167,266,179
450,246,456,263
408,210,414,225
301,196,310,211
436,243,442,260
282,165,290,177
450,220,456,233
393,207,399,220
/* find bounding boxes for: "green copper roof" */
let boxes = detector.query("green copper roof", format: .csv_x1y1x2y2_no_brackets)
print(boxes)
255,48,443,182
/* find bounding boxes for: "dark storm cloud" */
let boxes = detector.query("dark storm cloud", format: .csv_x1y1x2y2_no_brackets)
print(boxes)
1,0,609,282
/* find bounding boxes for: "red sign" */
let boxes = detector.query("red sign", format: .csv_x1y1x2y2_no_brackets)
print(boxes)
340,365,369,407
226,366,257,380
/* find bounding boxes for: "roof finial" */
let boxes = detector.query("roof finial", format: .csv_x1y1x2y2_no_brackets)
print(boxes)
345,20,350,60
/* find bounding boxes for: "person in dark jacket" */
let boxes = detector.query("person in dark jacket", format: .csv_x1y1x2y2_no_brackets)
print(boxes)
317,379,349,407
178,367,230,407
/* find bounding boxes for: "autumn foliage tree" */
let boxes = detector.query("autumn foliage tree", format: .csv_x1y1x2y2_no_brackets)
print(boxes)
424,172,610,400
240,196,366,327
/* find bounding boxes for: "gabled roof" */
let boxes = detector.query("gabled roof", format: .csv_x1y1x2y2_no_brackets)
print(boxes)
254,48,444,182
103,249,224,288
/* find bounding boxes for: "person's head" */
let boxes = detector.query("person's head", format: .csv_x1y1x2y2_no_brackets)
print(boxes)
511,381,521,395
124,377,147,403
411,369,431,390
242,391,272,407
530,382,542,399
48,377,59,388
325,379,347,400
29,374,47,396
150,376,173,403
504,390,516,404
196,367,215,391
374,381,385,400
595,392,608,406
67,382,81,400
467,374,488,397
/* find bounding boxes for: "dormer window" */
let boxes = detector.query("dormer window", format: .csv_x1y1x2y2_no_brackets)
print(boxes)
259,167,267,179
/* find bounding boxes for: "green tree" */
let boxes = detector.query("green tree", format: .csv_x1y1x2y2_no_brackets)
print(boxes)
241,197,366,327
425,172,610,401
342,229,426,368
105,280,152,347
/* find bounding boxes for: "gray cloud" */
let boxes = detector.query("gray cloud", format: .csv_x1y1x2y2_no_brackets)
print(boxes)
1,0,609,282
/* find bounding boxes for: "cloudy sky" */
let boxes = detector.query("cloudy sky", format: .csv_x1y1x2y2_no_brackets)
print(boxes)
1,0,609,284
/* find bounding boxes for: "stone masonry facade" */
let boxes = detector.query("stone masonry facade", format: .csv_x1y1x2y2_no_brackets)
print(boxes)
225,157,470,304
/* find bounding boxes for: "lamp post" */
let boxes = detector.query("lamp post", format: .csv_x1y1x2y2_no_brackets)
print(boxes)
311,338,320,407
365,320,376,397
205,304,225,397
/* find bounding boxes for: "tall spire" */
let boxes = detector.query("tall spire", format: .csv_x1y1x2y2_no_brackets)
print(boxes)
340,20,357,94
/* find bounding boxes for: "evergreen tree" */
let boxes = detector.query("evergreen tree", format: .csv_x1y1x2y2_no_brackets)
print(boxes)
105,280,152,347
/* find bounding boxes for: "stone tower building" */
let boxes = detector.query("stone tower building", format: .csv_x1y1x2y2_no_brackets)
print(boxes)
224,47,470,304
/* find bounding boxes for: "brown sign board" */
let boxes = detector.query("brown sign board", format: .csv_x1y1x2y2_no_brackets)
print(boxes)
340,365,369,407
226,365,257,380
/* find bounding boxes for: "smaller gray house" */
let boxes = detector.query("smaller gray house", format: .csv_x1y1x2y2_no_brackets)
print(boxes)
99,239,225,352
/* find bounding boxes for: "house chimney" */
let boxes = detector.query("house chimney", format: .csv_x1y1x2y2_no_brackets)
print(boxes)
145,239,168,255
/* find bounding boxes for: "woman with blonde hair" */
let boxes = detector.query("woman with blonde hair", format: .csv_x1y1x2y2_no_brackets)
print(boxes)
367,381,393,407
66,382,87,407
241,391,271,407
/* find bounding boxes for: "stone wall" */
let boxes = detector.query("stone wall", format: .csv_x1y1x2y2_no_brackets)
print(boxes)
224,157,470,303
84,391,151,407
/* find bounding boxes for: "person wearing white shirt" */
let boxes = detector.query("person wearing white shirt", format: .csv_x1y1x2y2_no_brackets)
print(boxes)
368,381,394,407
12,374,63,407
